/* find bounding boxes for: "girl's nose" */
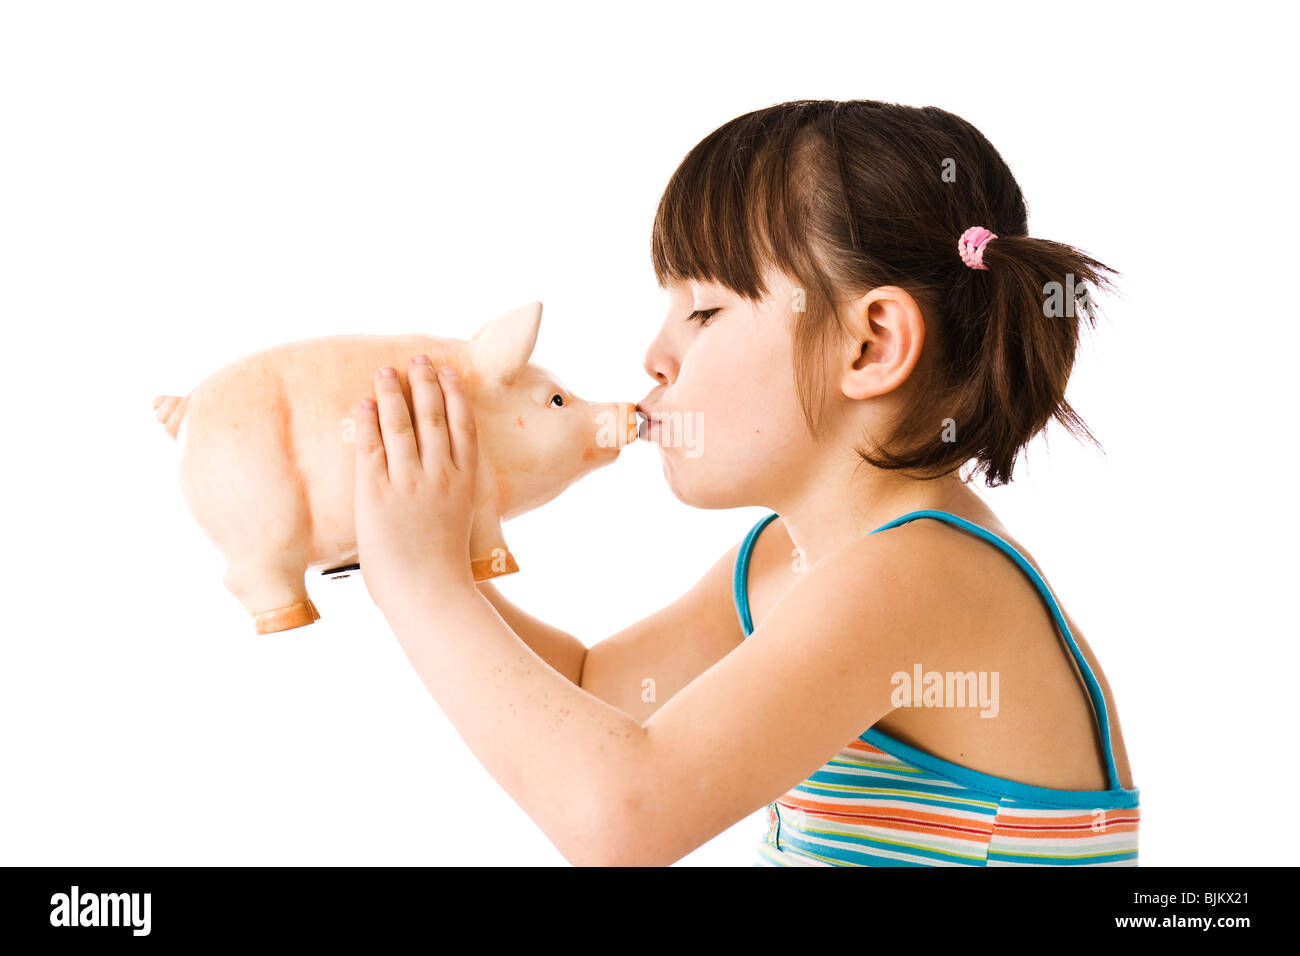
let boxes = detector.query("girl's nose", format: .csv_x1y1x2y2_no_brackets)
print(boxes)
642,334,678,386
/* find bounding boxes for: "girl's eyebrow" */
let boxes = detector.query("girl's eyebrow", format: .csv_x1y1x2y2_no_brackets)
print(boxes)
690,279,729,299
667,277,729,306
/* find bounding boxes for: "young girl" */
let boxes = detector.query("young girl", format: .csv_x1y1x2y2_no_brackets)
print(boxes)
349,99,1139,867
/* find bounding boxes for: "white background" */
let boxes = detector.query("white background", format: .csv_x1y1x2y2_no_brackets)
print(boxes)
1,1,1295,866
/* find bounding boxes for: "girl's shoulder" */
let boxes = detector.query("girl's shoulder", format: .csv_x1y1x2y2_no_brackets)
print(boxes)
743,506,1016,625
743,508,1134,792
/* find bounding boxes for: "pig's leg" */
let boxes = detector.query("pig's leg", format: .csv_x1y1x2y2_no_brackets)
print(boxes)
177,407,320,634
468,461,518,580
208,496,318,634
222,550,319,635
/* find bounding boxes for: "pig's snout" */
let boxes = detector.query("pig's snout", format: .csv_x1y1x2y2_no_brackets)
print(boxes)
593,402,638,452
614,402,637,448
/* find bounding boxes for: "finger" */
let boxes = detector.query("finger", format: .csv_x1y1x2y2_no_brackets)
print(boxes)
353,398,387,485
374,365,420,479
438,365,478,475
408,354,450,470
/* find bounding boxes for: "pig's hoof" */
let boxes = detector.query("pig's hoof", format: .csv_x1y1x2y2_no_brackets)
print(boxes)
253,598,321,635
470,550,519,581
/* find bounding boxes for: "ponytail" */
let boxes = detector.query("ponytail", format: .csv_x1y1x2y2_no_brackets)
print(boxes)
943,235,1118,486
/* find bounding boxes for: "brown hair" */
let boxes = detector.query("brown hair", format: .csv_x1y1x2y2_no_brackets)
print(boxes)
650,99,1117,487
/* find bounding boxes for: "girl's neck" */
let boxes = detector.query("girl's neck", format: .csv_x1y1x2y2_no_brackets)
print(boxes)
771,468,982,572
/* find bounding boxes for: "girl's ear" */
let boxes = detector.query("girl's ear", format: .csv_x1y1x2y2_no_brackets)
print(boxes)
837,286,926,402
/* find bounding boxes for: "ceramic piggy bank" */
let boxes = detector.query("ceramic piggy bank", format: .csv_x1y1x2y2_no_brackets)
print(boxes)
153,301,637,634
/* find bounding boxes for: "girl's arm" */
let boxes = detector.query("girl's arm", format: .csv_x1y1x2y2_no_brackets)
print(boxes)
383,526,938,866
475,580,587,686
576,538,750,723
475,532,745,720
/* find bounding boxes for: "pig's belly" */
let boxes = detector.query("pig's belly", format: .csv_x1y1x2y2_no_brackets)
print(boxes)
185,333,451,570
284,334,453,566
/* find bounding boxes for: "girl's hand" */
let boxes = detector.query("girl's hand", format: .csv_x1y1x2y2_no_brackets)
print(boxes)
352,355,479,617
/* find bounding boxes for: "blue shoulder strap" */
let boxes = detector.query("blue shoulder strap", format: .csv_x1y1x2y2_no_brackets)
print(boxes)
869,510,1123,792
732,512,780,637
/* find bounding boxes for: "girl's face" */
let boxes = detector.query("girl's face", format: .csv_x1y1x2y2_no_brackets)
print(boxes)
638,269,822,508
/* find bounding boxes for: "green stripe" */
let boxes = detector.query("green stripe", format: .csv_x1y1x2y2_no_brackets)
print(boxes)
825,755,930,775
793,781,1000,810
790,824,988,863
987,845,1138,862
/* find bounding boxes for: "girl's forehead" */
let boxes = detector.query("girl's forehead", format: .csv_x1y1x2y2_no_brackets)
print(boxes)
666,268,790,300
666,277,732,299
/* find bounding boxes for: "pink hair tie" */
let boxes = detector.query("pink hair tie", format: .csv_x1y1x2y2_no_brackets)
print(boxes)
958,226,997,270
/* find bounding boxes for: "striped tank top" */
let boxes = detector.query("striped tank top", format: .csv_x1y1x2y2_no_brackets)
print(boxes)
734,509,1140,867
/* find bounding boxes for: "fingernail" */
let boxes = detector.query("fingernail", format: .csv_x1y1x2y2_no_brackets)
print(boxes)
360,398,376,410
379,366,396,378
438,366,457,378
412,354,430,365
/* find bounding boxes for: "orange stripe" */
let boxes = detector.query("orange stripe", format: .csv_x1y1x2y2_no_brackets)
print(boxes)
782,793,988,827
991,821,1140,840
846,740,892,756
995,814,1142,829
787,811,993,843
778,798,995,842
993,816,1138,832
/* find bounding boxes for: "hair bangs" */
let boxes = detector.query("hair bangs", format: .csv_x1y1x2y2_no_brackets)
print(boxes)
650,112,817,303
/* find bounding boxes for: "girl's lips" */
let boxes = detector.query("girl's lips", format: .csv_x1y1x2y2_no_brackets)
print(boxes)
636,414,655,441
635,404,659,442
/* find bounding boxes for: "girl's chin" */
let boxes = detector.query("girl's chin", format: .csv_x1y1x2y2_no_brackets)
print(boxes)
659,455,737,510
659,453,690,500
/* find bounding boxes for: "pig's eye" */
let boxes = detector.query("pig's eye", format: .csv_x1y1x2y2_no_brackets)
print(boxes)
549,394,565,408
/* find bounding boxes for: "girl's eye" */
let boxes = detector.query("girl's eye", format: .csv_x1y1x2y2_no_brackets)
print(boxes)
688,308,720,326
549,394,565,407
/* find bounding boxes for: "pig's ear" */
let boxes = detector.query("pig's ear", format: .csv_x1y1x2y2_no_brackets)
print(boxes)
470,301,542,385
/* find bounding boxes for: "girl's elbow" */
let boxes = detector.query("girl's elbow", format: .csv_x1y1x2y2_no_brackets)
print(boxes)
559,787,656,867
